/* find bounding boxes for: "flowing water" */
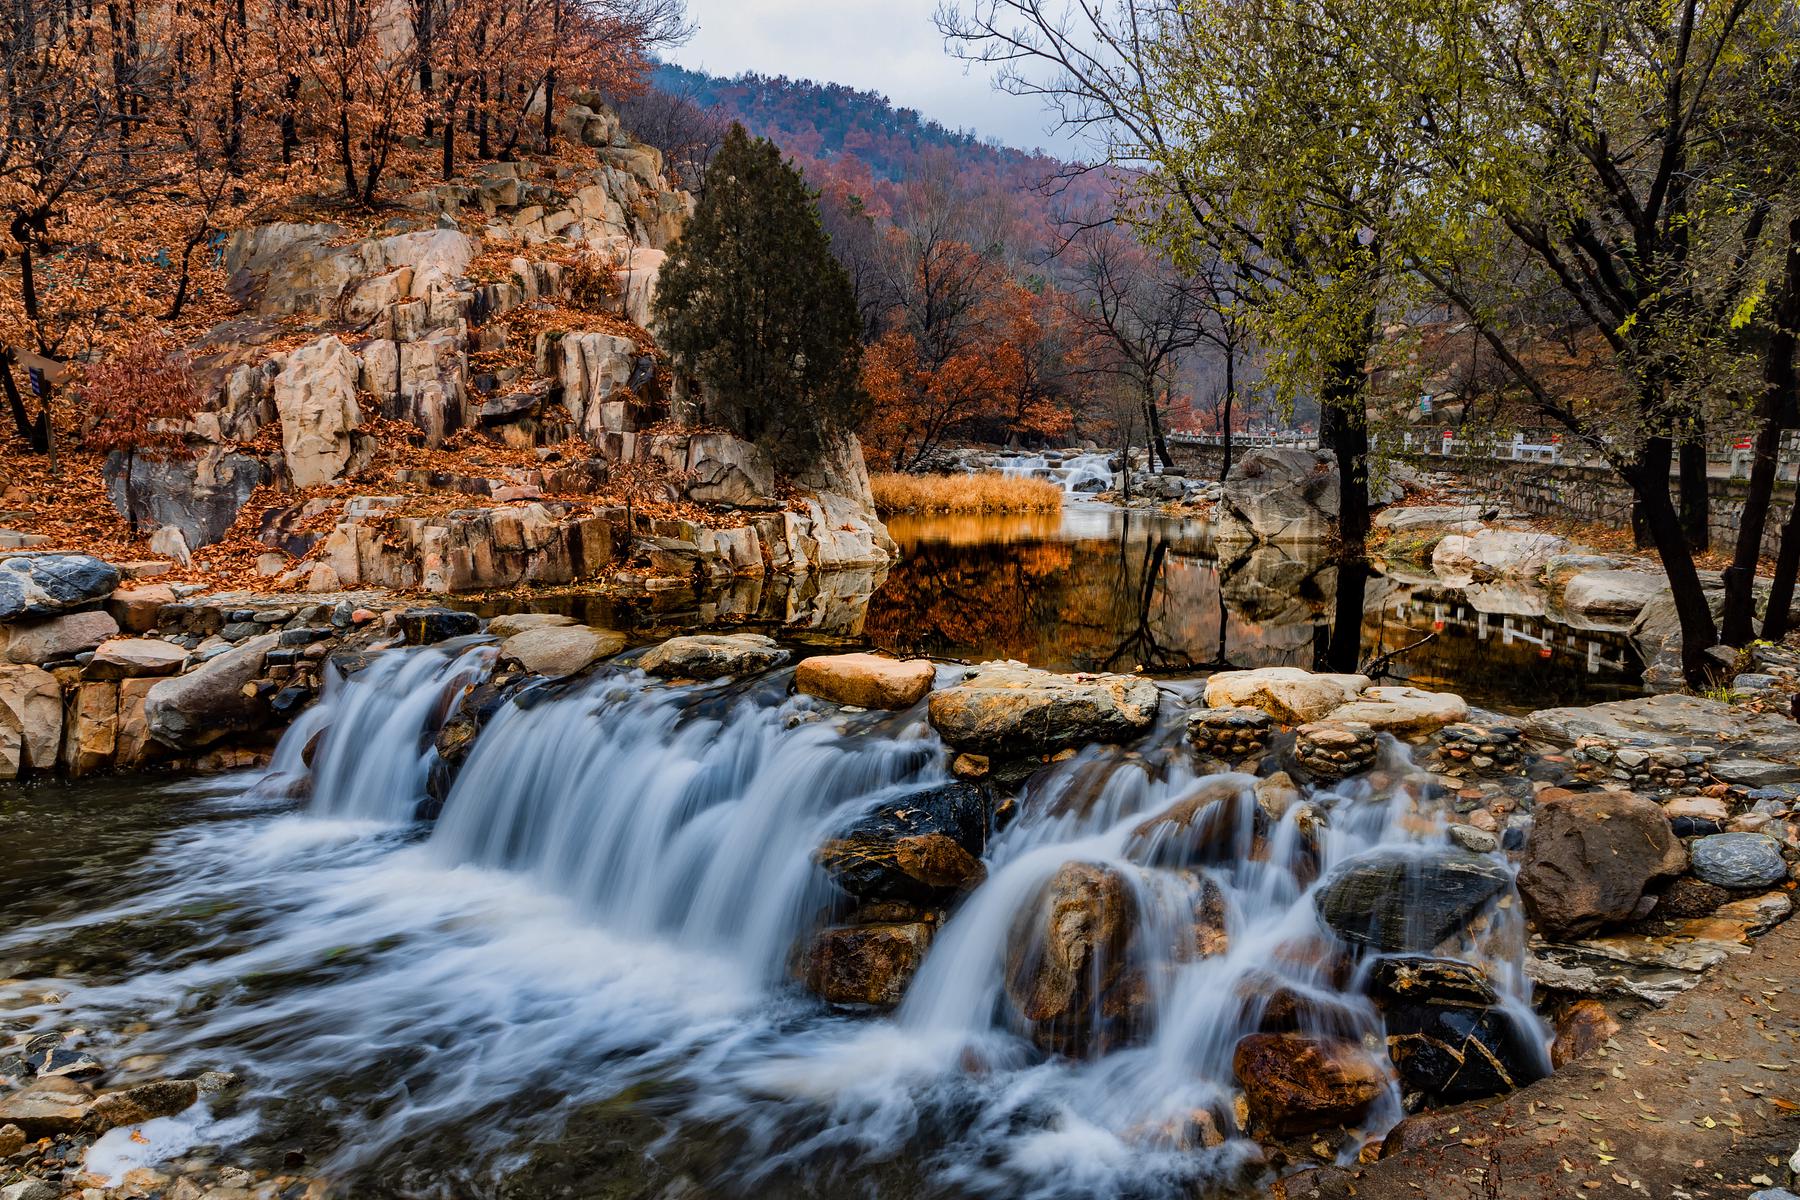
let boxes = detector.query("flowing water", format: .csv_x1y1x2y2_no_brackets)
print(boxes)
1,640,1548,1199
992,451,1117,494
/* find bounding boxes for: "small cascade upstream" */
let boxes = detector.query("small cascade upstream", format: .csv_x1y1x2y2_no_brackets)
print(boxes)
2,644,1549,1199
994,451,1115,495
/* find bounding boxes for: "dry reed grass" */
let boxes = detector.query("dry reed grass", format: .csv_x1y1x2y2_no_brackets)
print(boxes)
871,472,1064,514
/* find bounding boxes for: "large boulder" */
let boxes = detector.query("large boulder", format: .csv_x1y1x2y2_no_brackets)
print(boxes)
1313,847,1512,952
927,662,1159,754
1527,694,1800,762
273,335,368,488
1213,448,1340,543
498,625,624,678
1326,685,1468,736
685,432,775,505
639,632,789,680
1516,790,1686,939
0,663,61,779
0,554,120,620
106,445,268,551
1559,569,1666,628
1003,860,1142,1054
1431,528,1570,582
803,922,933,1008
1383,1003,1547,1104
1232,1033,1386,1136
143,632,279,750
226,223,476,316
795,653,934,710
1688,833,1789,890
1204,666,1369,725
801,491,896,569
555,330,638,440
3,610,118,664
814,780,987,903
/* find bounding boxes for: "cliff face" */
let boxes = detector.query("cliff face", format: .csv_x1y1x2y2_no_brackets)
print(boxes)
99,92,893,597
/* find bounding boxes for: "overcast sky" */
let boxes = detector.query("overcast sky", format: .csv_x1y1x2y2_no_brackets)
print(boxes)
665,0,1072,154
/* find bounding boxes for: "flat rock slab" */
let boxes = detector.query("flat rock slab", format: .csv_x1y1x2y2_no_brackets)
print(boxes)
1204,666,1369,725
1326,685,1468,736
1527,693,1800,761
927,661,1159,754
485,612,578,639
499,625,624,678
86,637,188,678
2,610,119,664
796,653,935,710
639,633,789,680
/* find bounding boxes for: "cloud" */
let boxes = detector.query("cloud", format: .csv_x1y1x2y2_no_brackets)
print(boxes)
666,0,1074,153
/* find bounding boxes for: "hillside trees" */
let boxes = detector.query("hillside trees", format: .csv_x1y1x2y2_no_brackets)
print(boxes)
653,124,867,472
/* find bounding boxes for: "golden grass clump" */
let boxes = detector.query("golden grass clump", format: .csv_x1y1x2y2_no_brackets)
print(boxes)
871,472,1064,514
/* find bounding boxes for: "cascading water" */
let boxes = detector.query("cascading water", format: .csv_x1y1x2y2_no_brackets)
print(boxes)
994,451,1116,495
0,644,1548,1199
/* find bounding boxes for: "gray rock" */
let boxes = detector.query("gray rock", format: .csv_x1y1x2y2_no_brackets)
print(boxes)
105,446,268,550
1689,833,1789,890
1447,824,1498,854
143,632,279,750
3,610,118,664
1527,693,1800,761
499,625,624,677
1212,448,1339,543
684,431,774,505
1,1179,58,1200
640,633,788,680
0,553,120,620
1313,847,1512,952
1711,758,1800,788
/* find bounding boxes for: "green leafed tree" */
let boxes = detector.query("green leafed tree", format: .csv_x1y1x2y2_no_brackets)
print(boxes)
653,122,867,473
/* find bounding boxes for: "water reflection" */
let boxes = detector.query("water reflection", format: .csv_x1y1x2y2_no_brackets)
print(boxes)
868,504,1642,713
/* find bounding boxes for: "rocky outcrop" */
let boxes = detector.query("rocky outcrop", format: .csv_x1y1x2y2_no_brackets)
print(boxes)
0,663,61,779
1204,667,1368,725
1431,528,1569,583
1516,790,1686,939
1212,449,1340,543
639,632,789,680
0,554,120,620
927,662,1159,755
105,445,268,552
1528,694,1800,762
685,431,775,506
795,653,934,710
273,335,371,487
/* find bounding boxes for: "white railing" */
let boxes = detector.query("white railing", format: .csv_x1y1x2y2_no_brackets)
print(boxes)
1169,430,1319,450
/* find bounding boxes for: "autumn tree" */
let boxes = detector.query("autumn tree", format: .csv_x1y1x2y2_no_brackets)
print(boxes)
80,336,205,532
653,123,865,472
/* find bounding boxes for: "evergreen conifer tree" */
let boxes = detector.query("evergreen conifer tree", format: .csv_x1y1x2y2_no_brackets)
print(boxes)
654,123,866,472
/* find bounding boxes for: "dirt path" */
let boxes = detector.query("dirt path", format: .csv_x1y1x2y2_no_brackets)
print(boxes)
1286,911,1800,1199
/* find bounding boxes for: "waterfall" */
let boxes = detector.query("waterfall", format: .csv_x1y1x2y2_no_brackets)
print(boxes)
994,451,1116,495
6,644,1547,1199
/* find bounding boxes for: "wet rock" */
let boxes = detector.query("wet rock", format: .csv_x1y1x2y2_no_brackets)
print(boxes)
1366,956,1497,1009
927,661,1159,754
399,607,480,644
88,1079,200,1130
1313,848,1511,952
795,653,935,710
1551,998,1620,1068
1003,861,1141,1054
0,663,61,779
1516,790,1686,939
1186,706,1273,760
1384,1004,1546,1103
1326,685,1468,737
0,1077,92,1137
815,781,987,903
484,612,577,638
3,609,119,664
498,625,624,677
1232,1033,1385,1135
0,553,120,620
1293,720,1379,781
1689,832,1789,890
1125,776,1316,880
1447,824,1498,854
1203,666,1368,725
86,637,188,679
802,922,932,1008
640,632,789,680
143,632,279,750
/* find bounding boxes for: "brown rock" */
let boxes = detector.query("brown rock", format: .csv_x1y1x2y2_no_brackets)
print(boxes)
927,662,1159,755
1516,790,1687,939
86,637,187,679
815,833,984,902
1378,1109,1465,1159
0,1122,24,1156
87,1079,200,1131
1550,999,1620,1069
803,922,932,1008
0,1078,93,1138
795,652,935,710
951,752,990,780
0,662,61,780
4,609,119,664
114,678,161,770
59,679,118,777
1232,1033,1386,1136
1003,861,1141,1054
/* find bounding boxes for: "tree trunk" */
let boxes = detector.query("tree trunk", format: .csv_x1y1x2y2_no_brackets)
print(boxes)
1679,428,1710,552
1757,219,1800,640
1144,384,1173,470
1322,557,1368,674
1627,436,1720,686
1723,404,1785,643
0,355,47,450
1220,346,1235,482
1319,369,1371,559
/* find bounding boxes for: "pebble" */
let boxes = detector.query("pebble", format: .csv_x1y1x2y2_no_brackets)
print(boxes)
1447,824,1498,853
